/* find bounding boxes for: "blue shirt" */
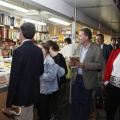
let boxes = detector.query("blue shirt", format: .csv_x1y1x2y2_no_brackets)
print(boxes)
78,44,90,75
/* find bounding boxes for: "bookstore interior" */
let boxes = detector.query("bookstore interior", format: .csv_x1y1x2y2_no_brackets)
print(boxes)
0,0,113,119
0,0,112,89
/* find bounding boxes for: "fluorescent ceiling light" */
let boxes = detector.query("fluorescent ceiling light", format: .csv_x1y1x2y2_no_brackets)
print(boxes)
22,18,47,26
48,17,71,26
26,10,39,15
0,1,28,12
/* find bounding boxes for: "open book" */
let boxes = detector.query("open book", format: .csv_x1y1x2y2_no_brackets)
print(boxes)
2,106,21,116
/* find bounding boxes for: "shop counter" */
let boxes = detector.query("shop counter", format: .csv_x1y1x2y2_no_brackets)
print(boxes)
0,57,11,120
0,87,11,120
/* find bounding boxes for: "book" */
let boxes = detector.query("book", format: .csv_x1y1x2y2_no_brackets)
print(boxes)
69,55,80,68
2,106,21,116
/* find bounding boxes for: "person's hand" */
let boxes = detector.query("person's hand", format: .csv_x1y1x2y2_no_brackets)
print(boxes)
2,108,11,115
101,84,105,90
75,62,85,68
101,84,107,95
68,61,75,67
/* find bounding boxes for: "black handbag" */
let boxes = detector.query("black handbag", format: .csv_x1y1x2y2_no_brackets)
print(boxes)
95,90,106,109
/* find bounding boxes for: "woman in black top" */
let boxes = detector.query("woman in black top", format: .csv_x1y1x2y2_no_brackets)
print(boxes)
46,40,67,120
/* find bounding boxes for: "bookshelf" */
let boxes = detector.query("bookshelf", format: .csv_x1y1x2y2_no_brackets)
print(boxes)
0,25,19,42
0,14,50,42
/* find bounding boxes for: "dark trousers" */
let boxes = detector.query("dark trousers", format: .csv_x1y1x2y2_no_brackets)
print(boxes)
71,75,93,120
38,94,51,120
106,83,120,120
50,83,66,120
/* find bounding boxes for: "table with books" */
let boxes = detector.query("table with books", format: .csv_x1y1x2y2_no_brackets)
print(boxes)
0,58,11,89
0,57,12,120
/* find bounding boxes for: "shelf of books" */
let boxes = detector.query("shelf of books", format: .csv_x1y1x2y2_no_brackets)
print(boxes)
0,14,50,43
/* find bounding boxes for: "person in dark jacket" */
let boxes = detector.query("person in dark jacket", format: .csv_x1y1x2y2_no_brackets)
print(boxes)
95,34,113,63
110,37,117,49
4,22,44,120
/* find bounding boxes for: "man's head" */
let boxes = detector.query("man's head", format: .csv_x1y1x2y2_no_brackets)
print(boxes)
20,22,35,41
95,34,104,45
64,38,71,45
111,37,116,46
78,28,92,45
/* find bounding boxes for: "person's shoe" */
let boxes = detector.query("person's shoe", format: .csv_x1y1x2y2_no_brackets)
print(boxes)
50,113,55,120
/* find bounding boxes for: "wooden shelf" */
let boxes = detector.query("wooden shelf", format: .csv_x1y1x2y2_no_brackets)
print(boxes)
0,24,19,30
0,38,11,42
56,40,64,43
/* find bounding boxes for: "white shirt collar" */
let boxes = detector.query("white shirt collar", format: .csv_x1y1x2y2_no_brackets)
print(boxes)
21,39,32,44
100,44,103,49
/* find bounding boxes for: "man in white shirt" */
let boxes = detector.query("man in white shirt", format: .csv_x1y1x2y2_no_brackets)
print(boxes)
59,38,72,58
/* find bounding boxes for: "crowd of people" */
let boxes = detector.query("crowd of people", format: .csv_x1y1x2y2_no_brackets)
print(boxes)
3,22,120,120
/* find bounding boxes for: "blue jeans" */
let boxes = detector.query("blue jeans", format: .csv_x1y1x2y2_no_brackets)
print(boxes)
71,75,93,120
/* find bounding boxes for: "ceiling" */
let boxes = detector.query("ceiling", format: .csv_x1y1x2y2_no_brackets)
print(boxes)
0,0,71,26
63,0,120,35
0,0,120,35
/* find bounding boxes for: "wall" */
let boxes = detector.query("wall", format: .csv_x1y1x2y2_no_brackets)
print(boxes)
104,34,111,44
48,23,111,44
49,24,54,36
49,24,71,37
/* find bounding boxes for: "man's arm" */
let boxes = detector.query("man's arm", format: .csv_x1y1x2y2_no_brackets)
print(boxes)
6,49,23,108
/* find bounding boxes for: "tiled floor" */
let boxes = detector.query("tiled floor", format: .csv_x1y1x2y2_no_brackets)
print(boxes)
34,103,120,120
59,102,120,120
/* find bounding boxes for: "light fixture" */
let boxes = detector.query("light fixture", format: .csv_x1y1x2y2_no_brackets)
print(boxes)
0,1,28,12
22,18,47,26
48,17,71,26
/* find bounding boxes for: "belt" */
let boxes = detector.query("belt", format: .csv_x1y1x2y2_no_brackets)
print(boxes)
21,104,33,108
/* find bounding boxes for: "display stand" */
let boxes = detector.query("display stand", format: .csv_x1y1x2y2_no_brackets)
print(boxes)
0,87,11,120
